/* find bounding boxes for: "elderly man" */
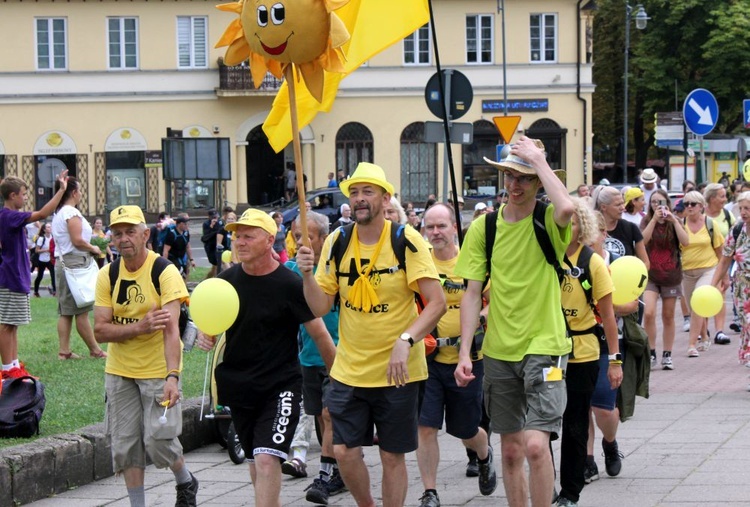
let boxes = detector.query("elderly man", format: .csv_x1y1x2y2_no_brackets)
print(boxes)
94,205,196,507
455,137,575,507
296,162,446,507
416,203,496,507
197,209,335,507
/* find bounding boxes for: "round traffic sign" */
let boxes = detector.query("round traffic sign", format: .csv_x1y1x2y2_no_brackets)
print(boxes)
424,70,473,121
683,88,719,136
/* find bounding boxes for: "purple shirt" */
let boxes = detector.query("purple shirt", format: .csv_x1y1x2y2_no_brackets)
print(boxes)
0,208,33,293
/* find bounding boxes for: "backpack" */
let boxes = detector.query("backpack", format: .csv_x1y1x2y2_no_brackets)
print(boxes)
731,219,745,243
108,256,190,336
684,216,716,244
154,225,171,255
0,376,46,438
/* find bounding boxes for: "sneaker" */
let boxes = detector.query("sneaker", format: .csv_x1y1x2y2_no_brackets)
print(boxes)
714,331,731,345
175,472,199,507
602,439,624,477
2,365,32,379
418,490,440,507
683,316,691,332
305,477,330,505
478,447,498,496
556,496,578,507
661,356,674,370
650,355,657,369
687,347,700,358
282,457,308,478
327,468,346,497
730,321,742,333
465,456,479,477
696,338,711,352
583,459,599,484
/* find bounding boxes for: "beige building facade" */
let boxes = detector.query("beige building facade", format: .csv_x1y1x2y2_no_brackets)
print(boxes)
0,0,594,216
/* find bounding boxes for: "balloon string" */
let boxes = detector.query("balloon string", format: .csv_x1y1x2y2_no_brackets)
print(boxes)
199,349,211,421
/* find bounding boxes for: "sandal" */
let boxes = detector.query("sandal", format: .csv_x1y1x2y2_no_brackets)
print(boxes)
58,352,82,360
90,349,108,358
281,457,308,478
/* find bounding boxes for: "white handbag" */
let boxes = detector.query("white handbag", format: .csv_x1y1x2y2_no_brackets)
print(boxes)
61,257,99,308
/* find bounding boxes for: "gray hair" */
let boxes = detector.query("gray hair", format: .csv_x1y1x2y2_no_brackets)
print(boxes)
591,186,622,211
703,183,725,204
683,190,706,207
295,210,329,237
390,196,407,225
734,191,750,206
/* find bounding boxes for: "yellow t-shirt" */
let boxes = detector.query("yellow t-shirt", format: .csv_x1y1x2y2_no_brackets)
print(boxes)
315,221,439,387
561,245,613,363
95,252,189,379
682,220,723,270
431,254,483,365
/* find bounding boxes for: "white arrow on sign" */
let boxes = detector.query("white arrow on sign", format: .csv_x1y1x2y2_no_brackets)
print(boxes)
688,98,714,126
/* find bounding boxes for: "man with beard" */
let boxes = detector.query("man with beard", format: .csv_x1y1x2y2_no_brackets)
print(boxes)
296,162,446,507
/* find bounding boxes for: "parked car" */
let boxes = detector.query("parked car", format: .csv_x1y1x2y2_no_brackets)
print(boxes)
278,187,347,230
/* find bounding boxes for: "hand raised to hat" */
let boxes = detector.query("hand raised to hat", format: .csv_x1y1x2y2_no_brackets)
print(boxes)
509,136,546,169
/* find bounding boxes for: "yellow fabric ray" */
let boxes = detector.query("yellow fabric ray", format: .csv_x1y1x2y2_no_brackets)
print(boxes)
348,220,390,312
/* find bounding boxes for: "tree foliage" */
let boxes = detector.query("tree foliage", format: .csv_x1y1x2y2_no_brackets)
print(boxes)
592,0,750,167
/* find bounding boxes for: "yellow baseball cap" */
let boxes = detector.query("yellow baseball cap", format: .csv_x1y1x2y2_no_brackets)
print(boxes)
339,162,395,197
110,205,145,226
225,208,277,236
624,187,644,205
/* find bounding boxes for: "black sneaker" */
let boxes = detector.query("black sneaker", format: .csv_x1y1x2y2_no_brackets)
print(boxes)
730,322,742,333
583,459,599,484
418,490,440,507
175,472,199,507
466,456,479,477
602,439,624,477
327,468,347,497
478,447,498,496
714,331,731,345
305,477,330,505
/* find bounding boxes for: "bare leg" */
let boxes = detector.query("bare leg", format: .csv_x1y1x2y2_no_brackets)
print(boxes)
380,449,408,507
334,445,375,507
643,290,658,351
57,315,73,354
251,453,283,507
661,297,677,353
123,466,146,489
500,431,529,507
0,324,18,365
526,430,554,507
75,312,105,355
417,426,439,490
592,407,619,443
462,427,490,460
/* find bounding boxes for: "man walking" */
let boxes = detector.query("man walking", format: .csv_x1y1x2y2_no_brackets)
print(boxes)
454,137,575,507
93,205,197,507
296,162,446,507
416,203,496,507
162,215,194,279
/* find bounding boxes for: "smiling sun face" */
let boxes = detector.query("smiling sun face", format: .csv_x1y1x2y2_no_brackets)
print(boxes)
216,0,350,102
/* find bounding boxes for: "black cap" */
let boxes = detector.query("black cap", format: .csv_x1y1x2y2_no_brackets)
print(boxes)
175,217,189,224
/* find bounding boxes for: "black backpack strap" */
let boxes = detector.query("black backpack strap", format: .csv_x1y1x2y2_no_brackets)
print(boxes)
484,210,498,281
532,200,574,283
732,220,744,243
151,256,172,296
109,257,121,296
576,245,601,319
327,223,355,279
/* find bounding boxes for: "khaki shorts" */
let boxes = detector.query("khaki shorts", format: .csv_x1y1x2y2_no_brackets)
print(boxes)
56,253,94,316
104,374,183,472
682,267,716,313
483,354,568,439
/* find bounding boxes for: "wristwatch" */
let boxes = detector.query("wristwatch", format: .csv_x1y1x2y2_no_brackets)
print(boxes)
399,332,415,347
608,353,622,362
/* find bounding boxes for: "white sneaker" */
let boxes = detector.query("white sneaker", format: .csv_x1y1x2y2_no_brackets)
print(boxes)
682,317,691,332
661,356,674,370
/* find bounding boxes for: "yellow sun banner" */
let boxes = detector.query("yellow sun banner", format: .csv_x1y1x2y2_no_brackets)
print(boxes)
262,0,430,152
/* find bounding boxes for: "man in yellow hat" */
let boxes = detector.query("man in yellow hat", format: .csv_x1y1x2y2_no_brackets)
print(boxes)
93,205,196,506
196,208,336,507
296,162,446,507
454,137,575,507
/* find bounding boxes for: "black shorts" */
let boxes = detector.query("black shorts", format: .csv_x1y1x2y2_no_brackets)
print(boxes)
228,382,302,462
418,360,484,440
326,378,419,454
302,366,330,416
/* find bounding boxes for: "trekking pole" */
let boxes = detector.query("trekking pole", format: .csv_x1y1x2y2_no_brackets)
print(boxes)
199,349,211,421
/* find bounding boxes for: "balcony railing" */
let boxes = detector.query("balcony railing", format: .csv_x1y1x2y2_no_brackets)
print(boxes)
217,61,283,93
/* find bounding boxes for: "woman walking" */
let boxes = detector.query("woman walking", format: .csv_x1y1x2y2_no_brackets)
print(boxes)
51,177,107,360
33,223,56,297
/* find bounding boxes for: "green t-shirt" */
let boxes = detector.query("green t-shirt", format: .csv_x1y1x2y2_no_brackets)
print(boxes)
454,204,572,361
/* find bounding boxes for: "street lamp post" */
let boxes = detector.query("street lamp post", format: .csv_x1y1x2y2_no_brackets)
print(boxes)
622,3,649,183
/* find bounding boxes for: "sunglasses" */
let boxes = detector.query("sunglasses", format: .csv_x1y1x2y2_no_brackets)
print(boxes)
684,202,700,207
504,173,538,184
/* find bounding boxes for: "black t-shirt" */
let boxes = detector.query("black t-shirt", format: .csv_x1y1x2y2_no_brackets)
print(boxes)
604,219,643,258
164,227,189,262
215,263,315,406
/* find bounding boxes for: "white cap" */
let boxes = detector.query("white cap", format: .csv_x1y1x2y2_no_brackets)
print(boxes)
475,202,487,211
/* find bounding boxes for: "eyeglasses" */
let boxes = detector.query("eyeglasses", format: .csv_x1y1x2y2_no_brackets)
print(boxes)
504,173,538,184
684,202,700,207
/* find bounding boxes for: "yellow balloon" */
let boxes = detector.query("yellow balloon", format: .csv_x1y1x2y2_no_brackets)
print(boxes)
221,249,232,264
189,278,240,336
610,256,648,305
744,159,750,182
690,285,724,318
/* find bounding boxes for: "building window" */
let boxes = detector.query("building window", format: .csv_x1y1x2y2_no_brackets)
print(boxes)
106,151,146,209
404,24,430,65
108,17,138,69
336,122,373,178
466,14,493,64
530,13,557,63
36,18,67,70
400,123,436,204
177,16,208,69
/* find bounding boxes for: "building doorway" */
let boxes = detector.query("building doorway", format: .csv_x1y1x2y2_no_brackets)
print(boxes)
246,126,284,205
35,154,77,209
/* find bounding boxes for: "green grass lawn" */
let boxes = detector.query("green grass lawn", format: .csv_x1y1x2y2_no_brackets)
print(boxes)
0,266,213,449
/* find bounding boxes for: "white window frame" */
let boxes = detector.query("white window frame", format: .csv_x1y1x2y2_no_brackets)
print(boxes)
465,14,493,65
530,13,558,63
35,17,67,71
403,23,431,66
176,16,208,69
107,17,139,70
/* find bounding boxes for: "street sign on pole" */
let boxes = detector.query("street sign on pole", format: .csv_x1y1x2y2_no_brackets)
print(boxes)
423,122,474,145
683,88,719,136
424,70,473,121
744,99,750,129
492,116,522,144
654,111,684,147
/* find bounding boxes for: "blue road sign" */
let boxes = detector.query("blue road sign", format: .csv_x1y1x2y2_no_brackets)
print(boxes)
744,99,750,129
683,88,718,136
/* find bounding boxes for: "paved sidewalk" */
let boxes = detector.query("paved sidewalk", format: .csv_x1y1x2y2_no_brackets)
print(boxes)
25,317,750,507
